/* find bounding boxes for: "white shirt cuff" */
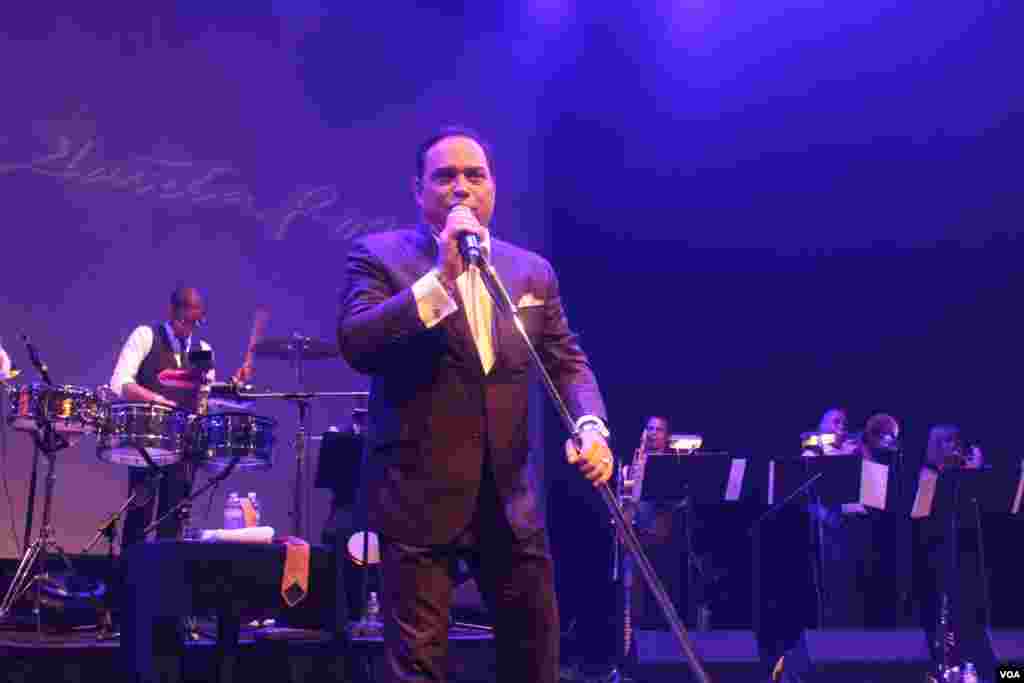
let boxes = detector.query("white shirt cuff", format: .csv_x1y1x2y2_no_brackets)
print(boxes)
575,415,610,439
412,269,458,329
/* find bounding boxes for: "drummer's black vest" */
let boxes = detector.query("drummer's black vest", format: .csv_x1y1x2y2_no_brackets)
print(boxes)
136,323,205,412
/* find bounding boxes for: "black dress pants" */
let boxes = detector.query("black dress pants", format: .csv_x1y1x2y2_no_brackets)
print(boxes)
379,463,558,683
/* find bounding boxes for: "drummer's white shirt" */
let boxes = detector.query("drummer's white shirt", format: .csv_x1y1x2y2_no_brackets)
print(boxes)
109,323,214,397
0,344,11,379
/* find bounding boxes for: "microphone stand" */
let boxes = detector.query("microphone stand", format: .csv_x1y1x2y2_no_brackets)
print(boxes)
473,255,712,683
235,389,369,540
0,338,75,633
19,335,54,559
141,452,243,539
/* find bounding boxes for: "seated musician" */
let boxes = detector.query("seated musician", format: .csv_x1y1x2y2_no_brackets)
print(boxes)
623,415,687,630
862,412,915,626
800,407,859,458
913,424,989,672
801,407,900,628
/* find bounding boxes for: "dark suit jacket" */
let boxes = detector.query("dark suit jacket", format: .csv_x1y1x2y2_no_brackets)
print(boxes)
338,225,607,545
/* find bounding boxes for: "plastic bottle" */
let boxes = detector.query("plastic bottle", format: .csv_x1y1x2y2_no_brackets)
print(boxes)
697,604,712,632
247,492,261,526
224,492,244,530
366,591,382,626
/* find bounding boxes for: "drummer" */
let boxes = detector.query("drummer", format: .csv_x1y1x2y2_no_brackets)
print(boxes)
109,286,250,546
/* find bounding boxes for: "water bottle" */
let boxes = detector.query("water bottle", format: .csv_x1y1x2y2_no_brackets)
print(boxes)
697,604,712,632
961,661,978,683
247,492,261,526
365,591,382,626
224,492,244,530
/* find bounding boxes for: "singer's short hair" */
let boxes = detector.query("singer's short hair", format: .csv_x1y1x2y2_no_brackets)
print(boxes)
416,126,495,181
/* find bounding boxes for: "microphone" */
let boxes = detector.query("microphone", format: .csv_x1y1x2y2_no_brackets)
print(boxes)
449,205,483,266
22,334,53,385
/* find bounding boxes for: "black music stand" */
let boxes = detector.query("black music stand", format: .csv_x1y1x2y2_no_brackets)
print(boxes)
312,428,365,634
910,463,1023,677
641,454,748,631
749,456,889,637
642,454,749,506
770,455,890,511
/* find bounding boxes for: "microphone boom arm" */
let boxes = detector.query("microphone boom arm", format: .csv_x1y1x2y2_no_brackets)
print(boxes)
474,255,712,683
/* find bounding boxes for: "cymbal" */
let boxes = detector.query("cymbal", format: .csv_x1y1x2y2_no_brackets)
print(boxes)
250,336,338,361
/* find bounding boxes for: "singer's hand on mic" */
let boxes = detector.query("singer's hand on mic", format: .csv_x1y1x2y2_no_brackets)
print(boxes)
436,205,485,284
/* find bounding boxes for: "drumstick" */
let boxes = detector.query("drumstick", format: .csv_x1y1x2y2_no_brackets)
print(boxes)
236,306,270,382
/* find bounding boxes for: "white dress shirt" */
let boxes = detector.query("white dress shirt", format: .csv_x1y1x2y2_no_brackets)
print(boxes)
0,343,11,380
110,322,214,397
410,234,609,438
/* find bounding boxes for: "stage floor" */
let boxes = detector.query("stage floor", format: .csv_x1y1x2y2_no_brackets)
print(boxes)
1,620,498,683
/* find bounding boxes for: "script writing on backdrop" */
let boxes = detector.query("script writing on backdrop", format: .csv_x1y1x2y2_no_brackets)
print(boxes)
1,126,396,242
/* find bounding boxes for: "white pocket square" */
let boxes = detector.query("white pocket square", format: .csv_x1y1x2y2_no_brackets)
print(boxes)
517,293,545,308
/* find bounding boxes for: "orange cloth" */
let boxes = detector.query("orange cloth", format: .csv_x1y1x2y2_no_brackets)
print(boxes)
276,536,310,607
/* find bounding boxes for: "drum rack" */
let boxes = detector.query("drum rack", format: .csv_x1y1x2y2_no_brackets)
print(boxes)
0,405,76,632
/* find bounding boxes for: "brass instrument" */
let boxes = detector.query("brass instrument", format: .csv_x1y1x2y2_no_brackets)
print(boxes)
627,431,649,504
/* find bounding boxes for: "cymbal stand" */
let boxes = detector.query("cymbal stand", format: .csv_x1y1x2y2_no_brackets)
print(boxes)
0,417,73,634
474,257,712,683
292,334,311,541
236,390,369,540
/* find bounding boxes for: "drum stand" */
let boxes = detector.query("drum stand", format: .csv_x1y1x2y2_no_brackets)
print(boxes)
235,389,369,539
0,418,74,632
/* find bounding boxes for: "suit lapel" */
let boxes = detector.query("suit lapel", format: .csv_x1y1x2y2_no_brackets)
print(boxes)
403,226,481,370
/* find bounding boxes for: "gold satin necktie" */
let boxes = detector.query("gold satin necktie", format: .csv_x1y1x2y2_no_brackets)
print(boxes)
463,264,494,374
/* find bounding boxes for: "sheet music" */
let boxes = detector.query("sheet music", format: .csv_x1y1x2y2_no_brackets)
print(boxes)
725,458,745,502
911,467,938,518
859,459,888,510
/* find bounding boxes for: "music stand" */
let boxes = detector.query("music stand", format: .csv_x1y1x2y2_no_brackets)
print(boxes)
313,425,366,630
641,453,749,505
911,463,1023,677
641,454,748,630
769,455,890,511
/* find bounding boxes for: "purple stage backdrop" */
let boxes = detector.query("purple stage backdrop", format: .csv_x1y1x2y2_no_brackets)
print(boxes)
0,11,553,559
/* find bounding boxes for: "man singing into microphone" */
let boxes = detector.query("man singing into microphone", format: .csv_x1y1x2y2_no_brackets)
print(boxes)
109,286,247,546
339,126,614,683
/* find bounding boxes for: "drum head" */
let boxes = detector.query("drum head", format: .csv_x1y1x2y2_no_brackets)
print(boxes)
192,412,276,472
347,531,380,566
